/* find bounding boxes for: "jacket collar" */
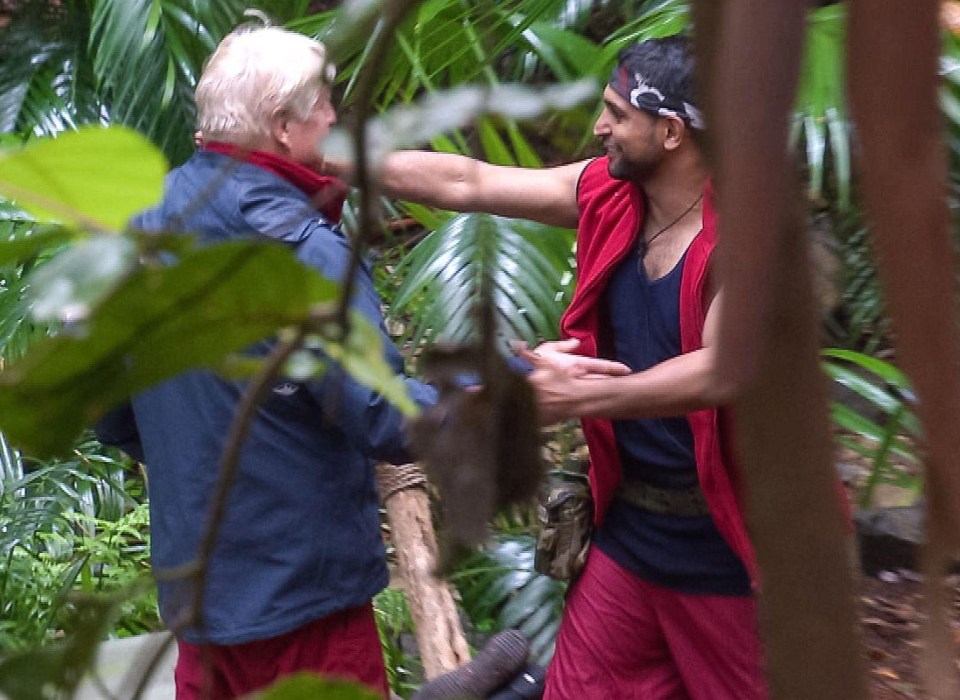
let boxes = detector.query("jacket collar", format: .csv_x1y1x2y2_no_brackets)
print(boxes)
203,141,348,224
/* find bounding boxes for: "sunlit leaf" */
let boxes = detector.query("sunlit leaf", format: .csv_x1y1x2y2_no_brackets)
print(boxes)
0,127,166,232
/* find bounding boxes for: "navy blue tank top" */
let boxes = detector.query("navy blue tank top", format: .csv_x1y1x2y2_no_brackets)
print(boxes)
592,249,751,595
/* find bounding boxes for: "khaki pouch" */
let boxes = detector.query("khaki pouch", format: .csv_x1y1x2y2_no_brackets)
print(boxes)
534,470,593,581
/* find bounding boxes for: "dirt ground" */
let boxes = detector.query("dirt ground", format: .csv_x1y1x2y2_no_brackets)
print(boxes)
860,571,960,698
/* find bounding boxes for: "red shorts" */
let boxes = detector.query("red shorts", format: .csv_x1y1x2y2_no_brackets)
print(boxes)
174,603,389,699
545,547,767,700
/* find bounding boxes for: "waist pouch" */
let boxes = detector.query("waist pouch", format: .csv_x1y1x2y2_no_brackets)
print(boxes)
534,470,592,581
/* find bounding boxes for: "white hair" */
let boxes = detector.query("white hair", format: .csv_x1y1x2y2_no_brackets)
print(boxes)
195,26,335,145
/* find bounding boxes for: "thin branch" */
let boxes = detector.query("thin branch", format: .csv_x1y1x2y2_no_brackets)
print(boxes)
335,0,424,339
182,325,309,632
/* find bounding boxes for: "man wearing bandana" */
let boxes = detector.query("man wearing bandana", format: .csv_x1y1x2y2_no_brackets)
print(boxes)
329,36,765,700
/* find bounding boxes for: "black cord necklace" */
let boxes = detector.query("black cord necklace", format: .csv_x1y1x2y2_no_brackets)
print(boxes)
637,192,704,259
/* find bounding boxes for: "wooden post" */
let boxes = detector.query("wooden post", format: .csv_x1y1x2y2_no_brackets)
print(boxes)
376,463,471,679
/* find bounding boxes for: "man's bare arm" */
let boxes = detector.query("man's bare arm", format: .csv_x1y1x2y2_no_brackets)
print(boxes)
327,151,590,229
525,290,739,424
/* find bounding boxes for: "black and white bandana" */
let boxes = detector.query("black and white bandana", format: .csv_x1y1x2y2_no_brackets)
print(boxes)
609,64,705,129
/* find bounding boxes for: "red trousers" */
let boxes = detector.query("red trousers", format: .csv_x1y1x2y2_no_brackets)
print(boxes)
545,547,767,700
174,603,389,699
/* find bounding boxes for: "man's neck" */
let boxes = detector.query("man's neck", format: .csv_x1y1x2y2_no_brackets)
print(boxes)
641,162,710,228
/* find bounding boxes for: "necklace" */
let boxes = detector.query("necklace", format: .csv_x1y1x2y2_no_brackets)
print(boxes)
637,192,704,259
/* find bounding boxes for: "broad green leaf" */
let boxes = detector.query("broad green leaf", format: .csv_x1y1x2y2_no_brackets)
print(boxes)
822,363,904,416
0,127,166,232
0,228,78,268
27,236,138,322
252,672,379,700
821,348,911,388
0,240,412,457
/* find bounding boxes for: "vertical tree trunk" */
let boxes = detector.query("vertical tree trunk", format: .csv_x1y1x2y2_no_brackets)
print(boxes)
694,2,869,697
848,3,960,695
377,463,471,680
734,197,868,700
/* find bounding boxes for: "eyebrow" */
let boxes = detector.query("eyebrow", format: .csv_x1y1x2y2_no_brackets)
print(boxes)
603,98,626,116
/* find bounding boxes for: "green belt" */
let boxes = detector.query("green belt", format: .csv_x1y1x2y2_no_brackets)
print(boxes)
614,479,710,517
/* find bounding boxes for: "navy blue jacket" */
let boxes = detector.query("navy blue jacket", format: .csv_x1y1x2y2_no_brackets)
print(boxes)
96,151,436,644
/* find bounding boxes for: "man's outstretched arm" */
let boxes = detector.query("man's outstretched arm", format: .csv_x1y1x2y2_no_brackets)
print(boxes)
327,151,590,229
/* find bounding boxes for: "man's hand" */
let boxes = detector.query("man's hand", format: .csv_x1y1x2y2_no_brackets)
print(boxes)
514,339,630,378
513,339,631,425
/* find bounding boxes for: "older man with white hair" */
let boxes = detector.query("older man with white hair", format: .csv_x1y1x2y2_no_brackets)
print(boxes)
96,25,435,700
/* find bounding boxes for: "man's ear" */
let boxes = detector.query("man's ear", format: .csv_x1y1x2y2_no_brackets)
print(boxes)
270,110,290,150
663,115,686,151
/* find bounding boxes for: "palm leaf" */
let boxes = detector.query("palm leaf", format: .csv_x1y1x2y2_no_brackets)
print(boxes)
293,0,596,162
794,3,850,208
0,0,103,139
89,0,250,164
453,534,565,665
390,213,574,348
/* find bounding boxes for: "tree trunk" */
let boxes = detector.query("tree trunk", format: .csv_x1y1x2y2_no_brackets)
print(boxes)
377,463,471,679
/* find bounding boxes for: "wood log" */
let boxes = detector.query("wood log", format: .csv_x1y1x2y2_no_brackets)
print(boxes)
376,463,471,679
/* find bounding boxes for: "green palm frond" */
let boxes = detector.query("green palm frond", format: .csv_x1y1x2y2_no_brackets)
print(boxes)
453,534,565,666
602,0,690,60
794,3,850,209
939,32,960,203
293,0,601,161
89,0,250,164
831,218,891,352
390,213,574,349
0,0,103,139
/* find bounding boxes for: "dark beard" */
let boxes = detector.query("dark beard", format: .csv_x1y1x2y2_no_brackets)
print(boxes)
607,151,658,183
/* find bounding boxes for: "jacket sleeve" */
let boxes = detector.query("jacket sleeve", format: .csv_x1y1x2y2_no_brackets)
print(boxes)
94,402,146,463
294,220,437,464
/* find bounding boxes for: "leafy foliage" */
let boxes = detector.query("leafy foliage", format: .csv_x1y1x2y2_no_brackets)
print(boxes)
822,349,921,507
0,127,417,457
0,126,167,231
0,0,103,139
0,432,156,653
391,214,575,348
453,534,565,667
0,579,154,700
795,4,850,209
373,587,422,698
0,0,255,165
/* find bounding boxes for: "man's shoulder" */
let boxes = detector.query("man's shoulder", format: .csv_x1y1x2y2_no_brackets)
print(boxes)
576,158,637,205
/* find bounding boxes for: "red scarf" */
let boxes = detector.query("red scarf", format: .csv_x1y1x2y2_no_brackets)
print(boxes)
203,141,348,224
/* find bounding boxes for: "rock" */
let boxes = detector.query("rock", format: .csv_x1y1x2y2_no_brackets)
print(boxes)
854,506,924,575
